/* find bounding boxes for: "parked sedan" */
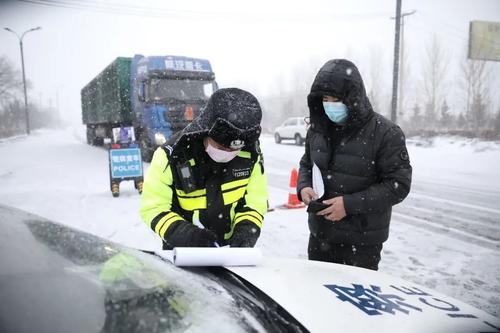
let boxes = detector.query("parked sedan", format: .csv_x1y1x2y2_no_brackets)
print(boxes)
1,204,498,333
274,117,308,145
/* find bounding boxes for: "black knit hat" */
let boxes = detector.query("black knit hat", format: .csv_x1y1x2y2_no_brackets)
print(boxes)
201,88,262,149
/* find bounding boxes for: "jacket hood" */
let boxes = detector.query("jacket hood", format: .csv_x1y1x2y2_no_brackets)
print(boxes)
170,88,262,150
308,59,373,133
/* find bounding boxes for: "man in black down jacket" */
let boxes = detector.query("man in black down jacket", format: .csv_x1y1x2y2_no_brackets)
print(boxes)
297,59,412,270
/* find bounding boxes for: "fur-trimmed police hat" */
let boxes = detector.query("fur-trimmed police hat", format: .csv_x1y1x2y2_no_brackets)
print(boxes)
202,88,262,149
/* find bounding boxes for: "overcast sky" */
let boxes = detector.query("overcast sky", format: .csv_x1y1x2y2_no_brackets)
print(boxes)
1,0,499,124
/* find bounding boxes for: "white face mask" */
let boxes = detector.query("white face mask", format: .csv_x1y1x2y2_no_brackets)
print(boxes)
205,142,240,163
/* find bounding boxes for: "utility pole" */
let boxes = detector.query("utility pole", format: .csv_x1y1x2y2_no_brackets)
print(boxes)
390,0,402,123
392,10,416,119
4,26,42,135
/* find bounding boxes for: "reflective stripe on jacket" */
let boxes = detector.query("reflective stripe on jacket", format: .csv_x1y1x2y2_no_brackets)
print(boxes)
140,144,268,246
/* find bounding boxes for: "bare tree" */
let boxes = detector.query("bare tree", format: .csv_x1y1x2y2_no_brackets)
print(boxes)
494,106,500,134
0,100,24,138
0,56,23,105
366,46,385,114
456,113,466,130
409,103,423,131
421,35,449,129
459,50,491,131
439,99,453,130
398,42,412,120
261,58,319,131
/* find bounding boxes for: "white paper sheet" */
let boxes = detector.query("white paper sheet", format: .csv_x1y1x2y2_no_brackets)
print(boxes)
312,163,324,198
155,247,263,267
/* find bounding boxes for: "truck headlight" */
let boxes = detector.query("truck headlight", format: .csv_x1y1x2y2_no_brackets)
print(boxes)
154,132,166,145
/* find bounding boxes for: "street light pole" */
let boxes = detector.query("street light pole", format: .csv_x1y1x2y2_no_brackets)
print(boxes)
4,26,42,135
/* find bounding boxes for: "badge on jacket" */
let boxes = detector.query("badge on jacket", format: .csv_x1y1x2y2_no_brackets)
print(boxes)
400,149,409,161
233,167,251,178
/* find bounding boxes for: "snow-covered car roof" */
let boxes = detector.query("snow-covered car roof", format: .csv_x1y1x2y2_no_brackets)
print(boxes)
1,204,498,333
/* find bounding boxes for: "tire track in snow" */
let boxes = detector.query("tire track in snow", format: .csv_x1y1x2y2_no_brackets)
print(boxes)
396,204,500,232
392,212,500,251
410,191,500,215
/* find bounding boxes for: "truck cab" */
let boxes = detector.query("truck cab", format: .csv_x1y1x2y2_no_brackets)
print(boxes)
131,55,217,161
81,55,218,163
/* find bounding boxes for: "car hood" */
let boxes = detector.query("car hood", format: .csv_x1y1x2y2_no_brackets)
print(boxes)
1,204,498,333
228,258,500,333
0,204,303,333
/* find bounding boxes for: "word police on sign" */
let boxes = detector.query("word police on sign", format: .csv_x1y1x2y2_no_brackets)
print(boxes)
109,148,143,179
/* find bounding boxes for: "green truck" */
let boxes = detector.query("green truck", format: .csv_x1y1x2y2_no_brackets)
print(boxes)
81,55,218,161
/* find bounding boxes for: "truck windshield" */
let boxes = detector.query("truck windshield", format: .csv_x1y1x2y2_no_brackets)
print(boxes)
148,78,215,101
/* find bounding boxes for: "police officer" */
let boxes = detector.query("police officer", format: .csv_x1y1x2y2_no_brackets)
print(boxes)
140,88,268,248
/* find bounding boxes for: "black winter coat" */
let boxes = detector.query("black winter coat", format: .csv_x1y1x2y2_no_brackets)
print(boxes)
297,59,412,245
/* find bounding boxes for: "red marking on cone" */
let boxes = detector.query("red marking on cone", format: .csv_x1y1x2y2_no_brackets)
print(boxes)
284,168,305,209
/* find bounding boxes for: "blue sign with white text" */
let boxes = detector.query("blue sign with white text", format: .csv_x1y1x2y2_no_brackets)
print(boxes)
109,148,143,179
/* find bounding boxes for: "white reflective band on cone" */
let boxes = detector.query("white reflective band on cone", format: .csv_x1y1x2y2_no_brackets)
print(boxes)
156,247,263,267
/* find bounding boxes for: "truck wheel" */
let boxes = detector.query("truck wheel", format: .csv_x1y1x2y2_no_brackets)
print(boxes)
86,127,95,145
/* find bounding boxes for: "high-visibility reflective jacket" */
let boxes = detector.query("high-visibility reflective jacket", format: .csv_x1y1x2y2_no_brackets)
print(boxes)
140,137,268,248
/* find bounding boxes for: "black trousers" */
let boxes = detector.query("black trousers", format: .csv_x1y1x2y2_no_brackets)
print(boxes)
308,234,382,271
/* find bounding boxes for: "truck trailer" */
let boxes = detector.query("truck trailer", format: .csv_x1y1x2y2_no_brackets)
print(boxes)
81,55,217,161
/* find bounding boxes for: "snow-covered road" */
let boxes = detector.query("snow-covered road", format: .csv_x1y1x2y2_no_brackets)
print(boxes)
262,137,500,251
0,128,499,318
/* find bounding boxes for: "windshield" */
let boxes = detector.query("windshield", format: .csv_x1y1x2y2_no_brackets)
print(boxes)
0,206,303,333
147,78,215,101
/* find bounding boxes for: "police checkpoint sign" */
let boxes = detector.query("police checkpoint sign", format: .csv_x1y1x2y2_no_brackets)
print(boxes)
109,148,143,179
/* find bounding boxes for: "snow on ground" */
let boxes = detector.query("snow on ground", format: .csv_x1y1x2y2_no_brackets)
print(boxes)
0,127,499,318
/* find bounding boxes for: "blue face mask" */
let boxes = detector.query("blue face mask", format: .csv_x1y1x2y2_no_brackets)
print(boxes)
323,101,348,124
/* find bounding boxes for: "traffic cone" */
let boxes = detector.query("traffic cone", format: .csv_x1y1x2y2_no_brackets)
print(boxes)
284,168,305,209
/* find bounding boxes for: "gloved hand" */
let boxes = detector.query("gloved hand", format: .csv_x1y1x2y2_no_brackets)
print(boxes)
229,222,261,247
167,221,218,247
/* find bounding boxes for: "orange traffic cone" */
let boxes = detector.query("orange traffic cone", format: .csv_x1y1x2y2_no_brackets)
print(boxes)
284,168,305,209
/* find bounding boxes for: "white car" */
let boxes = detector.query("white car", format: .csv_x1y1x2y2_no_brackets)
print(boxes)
274,117,308,145
2,204,499,333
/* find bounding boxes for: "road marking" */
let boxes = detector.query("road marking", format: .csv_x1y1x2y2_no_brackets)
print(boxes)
415,180,500,198
395,204,500,231
393,212,499,246
409,192,500,215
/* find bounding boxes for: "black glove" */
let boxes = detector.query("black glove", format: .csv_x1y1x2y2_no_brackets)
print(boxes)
229,222,261,247
167,221,218,247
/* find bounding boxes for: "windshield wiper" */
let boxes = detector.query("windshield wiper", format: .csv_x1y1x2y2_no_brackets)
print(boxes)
208,267,308,333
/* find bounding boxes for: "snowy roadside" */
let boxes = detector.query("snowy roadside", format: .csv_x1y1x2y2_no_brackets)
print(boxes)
0,127,498,318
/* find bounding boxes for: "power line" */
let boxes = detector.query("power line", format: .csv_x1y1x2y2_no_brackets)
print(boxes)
412,13,500,48
17,0,393,22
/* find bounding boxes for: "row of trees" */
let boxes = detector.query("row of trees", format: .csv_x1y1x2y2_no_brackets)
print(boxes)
261,36,500,139
0,56,60,138
372,35,500,137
